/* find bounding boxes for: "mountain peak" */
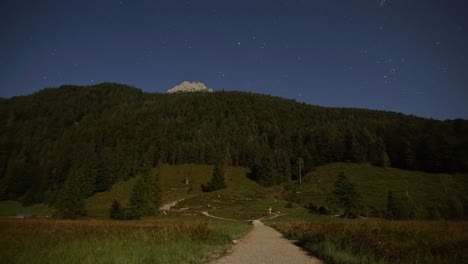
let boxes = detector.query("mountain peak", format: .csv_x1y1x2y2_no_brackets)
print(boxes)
167,81,213,93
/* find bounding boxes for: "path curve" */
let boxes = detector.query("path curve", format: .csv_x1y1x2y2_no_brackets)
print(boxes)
159,199,184,211
201,211,238,221
210,220,322,264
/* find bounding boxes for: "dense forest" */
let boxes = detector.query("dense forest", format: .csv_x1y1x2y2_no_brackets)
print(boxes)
1,83,467,205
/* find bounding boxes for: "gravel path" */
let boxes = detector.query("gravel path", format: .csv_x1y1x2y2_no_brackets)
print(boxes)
210,220,322,264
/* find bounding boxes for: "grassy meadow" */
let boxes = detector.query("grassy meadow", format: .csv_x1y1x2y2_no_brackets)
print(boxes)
291,163,468,217
1,163,467,263
270,218,468,264
0,218,251,264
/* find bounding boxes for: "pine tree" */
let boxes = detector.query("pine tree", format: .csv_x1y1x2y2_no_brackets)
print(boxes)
247,155,281,187
331,172,361,218
110,199,124,219
54,177,86,219
371,138,391,167
128,170,161,217
201,161,226,192
212,161,227,190
386,191,398,219
386,190,414,219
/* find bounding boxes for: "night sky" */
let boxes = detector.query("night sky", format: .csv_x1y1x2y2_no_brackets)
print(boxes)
1,0,467,120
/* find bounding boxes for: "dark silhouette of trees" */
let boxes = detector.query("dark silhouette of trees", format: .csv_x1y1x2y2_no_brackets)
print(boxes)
0,83,466,206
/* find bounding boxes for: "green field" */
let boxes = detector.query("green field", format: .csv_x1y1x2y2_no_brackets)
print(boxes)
1,163,467,263
289,163,468,217
1,162,467,220
270,218,468,264
0,218,251,264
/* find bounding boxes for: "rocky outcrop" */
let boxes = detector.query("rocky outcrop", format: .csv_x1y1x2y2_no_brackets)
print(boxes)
167,81,213,93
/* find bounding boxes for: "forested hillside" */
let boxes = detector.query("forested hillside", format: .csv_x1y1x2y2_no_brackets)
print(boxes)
1,83,467,205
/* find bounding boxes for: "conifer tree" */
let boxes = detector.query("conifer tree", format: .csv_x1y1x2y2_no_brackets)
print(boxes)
128,170,161,217
371,138,391,167
331,172,361,218
386,191,398,219
54,177,86,219
110,199,124,219
201,160,226,192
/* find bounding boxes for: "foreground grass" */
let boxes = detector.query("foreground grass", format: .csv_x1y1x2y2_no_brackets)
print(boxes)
271,218,468,264
0,218,251,264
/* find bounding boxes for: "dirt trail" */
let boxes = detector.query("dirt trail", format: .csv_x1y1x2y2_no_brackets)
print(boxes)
159,199,184,211
210,220,322,264
201,211,238,221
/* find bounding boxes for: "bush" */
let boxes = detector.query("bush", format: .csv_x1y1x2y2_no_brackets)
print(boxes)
110,199,124,220
318,206,330,215
306,203,318,213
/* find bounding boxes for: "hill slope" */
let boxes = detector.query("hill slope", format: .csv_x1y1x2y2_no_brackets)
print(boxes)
0,83,467,206
1,163,466,219
81,163,468,219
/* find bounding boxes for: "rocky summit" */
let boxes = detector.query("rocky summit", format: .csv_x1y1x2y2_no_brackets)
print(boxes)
166,81,213,93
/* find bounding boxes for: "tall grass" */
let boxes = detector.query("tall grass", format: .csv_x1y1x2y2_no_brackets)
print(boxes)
0,218,250,264
272,218,468,264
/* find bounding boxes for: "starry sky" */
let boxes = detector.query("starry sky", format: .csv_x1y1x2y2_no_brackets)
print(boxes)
1,0,467,120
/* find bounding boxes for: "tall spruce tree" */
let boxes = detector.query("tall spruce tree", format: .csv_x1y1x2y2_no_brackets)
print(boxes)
201,160,226,192
331,172,361,218
54,176,86,219
110,199,124,220
128,170,161,217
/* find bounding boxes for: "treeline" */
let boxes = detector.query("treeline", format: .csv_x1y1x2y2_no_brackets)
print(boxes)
0,83,467,205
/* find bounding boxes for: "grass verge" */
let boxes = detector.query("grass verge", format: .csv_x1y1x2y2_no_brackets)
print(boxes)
0,218,251,264
270,218,468,264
